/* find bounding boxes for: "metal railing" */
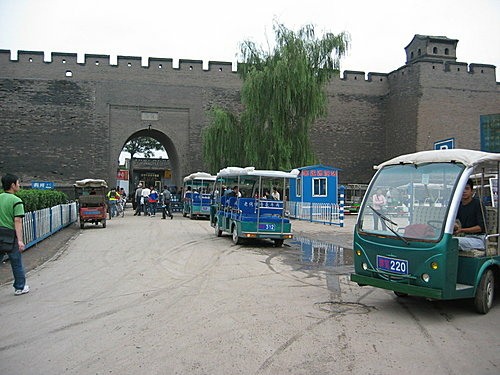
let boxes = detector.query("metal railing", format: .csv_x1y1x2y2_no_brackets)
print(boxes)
22,202,77,249
285,187,345,227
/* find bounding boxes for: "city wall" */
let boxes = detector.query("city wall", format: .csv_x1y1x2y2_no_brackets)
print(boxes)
0,49,498,187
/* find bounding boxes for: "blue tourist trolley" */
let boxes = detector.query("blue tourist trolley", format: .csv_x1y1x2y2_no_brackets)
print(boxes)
210,167,298,246
182,172,217,219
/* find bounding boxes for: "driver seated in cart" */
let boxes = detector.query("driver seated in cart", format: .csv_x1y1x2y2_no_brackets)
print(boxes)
454,178,487,251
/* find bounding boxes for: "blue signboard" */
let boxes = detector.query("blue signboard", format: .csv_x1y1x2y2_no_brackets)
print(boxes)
434,138,455,150
31,181,54,190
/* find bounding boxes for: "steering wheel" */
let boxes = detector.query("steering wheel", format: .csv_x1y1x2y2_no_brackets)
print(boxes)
427,220,441,231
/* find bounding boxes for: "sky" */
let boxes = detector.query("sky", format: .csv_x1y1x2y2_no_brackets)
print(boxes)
1,0,499,162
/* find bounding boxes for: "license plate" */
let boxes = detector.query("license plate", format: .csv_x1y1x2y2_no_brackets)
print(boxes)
258,224,276,231
377,255,408,275
82,211,101,215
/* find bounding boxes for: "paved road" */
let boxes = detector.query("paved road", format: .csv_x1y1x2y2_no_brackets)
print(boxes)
0,213,498,374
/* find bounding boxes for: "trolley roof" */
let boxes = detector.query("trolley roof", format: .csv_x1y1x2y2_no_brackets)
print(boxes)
217,167,299,179
183,172,217,183
74,179,108,188
376,149,500,169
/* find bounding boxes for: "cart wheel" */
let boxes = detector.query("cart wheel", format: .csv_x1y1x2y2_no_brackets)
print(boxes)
214,221,222,237
274,239,284,247
232,227,240,245
394,291,409,298
183,212,187,217
102,219,107,228
80,221,84,229
474,269,494,314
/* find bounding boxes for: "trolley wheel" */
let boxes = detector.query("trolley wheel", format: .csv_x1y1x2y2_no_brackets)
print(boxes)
274,239,284,247
232,227,241,245
182,212,187,217
102,219,107,228
80,221,85,229
474,269,494,314
394,291,409,298
214,222,222,237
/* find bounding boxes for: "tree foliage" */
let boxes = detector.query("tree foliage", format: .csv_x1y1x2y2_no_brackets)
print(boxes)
123,137,164,159
202,107,246,173
202,22,349,172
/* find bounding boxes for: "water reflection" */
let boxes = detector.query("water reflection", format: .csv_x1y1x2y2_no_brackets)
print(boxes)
292,236,353,267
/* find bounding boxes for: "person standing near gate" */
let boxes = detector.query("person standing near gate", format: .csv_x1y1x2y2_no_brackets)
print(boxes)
141,185,151,216
0,173,29,295
161,186,174,220
134,184,143,216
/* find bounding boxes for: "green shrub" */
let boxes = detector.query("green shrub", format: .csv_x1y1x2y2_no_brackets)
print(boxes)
0,189,68,212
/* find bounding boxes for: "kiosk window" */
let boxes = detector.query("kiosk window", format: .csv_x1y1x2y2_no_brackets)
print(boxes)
296,178,302,197
313,178,327,196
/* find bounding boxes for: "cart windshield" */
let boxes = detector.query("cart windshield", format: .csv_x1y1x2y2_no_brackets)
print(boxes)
358,162,465,241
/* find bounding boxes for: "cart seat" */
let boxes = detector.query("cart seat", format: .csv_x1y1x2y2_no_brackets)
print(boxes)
411,206,447,225
460,206,498,257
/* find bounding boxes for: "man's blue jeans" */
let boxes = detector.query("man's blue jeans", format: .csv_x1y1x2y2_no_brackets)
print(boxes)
108,200,117,217
7,244,26,290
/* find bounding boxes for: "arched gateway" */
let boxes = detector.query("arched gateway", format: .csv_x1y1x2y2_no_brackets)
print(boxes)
121,128,180,191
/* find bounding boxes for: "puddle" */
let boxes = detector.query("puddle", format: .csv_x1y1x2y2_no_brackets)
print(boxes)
290,236,353,267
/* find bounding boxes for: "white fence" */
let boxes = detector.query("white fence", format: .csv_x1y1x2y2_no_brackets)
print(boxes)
22,202,78,249
286,201,344,227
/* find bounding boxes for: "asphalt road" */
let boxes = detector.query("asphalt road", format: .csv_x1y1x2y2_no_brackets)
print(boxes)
0,213,498,375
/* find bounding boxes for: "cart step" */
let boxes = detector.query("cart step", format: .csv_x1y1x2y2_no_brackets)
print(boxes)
456,283,473,291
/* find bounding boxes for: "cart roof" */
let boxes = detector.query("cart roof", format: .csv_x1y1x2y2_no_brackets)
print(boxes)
74,179,108,188
183,172,217,183
376,149,500,169
217,167,299,179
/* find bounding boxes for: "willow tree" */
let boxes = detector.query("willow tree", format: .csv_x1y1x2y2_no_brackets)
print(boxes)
202,22,349,171
202,107,246,173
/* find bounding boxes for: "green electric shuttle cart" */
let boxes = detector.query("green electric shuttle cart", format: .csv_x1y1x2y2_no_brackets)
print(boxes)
210,167,298,246
182,172,216,219
351,149,500,313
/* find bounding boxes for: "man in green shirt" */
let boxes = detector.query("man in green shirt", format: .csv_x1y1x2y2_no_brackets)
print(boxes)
0,173,29,295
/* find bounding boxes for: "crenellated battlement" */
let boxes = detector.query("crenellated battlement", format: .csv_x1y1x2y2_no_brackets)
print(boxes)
1,48,496,89
0,49,237,73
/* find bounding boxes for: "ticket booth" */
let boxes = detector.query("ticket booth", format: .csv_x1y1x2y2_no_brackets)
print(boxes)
289,165,340,204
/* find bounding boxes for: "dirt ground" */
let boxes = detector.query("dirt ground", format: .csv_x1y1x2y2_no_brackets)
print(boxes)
0,213,498,375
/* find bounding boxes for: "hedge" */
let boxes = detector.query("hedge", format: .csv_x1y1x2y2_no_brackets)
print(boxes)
0,189,68,212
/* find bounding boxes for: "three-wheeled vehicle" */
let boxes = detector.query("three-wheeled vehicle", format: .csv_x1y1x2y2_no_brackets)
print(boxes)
210,167,297,246
351,149,499,313
182,172,216,219
74,179,108,229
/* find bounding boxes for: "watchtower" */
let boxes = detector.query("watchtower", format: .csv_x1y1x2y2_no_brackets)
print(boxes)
404,34,458,64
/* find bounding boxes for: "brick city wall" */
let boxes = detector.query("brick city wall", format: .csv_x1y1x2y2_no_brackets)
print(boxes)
0,47,498,187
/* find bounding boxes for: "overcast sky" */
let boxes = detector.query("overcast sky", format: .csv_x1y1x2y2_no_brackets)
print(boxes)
1,0,499,162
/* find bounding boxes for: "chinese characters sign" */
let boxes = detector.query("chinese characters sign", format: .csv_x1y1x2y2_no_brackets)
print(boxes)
299,170,337,177
31,181,54,190
117,170,129,180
